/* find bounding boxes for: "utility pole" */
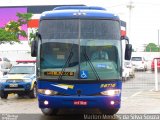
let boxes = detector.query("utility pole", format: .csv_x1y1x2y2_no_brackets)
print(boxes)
126,1,134,42
158,29,159,51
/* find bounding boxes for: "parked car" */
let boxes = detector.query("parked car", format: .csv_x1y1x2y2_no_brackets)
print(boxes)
0,62,37,99
0,57,12,69
151,57,160,71
125,61,135,78
131,56,147,71
122,60,135,81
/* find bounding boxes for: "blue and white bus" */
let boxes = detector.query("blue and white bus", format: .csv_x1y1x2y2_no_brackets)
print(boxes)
31,6,132,115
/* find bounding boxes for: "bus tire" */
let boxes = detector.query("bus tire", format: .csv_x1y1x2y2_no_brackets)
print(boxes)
41,108,58,116
29,84,37,98
0,91,8,99
100,108,119,115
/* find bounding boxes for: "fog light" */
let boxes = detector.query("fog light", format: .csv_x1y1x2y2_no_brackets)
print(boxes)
110,101,115,105
44,100,49,105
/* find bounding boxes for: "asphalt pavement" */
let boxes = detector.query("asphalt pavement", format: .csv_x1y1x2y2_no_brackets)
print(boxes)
0,71,160,120
119,71,160,114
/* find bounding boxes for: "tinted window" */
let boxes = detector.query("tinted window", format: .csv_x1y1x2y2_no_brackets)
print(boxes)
39,20,78,39
39,19,120,40
81,20,120,39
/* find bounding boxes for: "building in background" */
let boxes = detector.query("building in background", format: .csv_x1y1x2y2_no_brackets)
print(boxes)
0,5,84,62
0,5,84,41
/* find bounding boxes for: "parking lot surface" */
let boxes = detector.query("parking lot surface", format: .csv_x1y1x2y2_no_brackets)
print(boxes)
0,71,160,120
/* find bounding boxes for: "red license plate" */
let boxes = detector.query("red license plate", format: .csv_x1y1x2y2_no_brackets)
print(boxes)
73,100,88,105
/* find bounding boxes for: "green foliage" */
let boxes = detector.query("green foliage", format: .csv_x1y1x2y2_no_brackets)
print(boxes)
16,13,32,25
0,13,33,44
0,28,20,44
28,28,38,46
145,43,160,52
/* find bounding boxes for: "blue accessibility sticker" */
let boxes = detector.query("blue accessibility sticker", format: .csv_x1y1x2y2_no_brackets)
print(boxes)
80,70,88,79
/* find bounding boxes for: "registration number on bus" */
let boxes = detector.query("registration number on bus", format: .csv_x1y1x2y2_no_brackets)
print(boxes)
73,100,88,105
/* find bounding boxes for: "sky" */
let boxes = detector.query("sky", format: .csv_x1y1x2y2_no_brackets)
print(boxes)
1,0,160,50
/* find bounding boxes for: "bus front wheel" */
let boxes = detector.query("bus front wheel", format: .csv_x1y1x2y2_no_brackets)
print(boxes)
41,108,58,116
100,108,119,115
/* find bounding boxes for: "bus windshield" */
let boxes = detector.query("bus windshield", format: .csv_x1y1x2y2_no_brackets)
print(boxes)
39,19,121,80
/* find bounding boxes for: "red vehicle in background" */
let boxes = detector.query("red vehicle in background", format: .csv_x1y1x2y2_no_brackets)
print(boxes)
151,58,160,71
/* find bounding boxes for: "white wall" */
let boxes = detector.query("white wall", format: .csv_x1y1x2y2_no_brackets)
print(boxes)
0,50,35,65
0,41,35,65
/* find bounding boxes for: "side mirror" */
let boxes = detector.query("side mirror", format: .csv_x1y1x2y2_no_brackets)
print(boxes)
125,44,132,60
31,40,38,57
36,32,41,39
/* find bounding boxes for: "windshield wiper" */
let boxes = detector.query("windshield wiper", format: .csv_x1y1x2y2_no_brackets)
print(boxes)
58,44,74,80
83,49,100,80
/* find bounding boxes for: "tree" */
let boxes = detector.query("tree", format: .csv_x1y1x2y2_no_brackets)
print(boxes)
0,13,32,44
145,43,160,52
28,28,38,46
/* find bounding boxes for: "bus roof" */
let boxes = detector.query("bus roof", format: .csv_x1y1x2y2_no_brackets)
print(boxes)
40,6,120,20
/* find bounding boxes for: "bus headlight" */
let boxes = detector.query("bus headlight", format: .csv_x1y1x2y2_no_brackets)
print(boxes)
38,89,58,96
101,89,121,96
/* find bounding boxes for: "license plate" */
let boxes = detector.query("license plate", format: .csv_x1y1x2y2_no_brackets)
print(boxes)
9,84,18,87
73,100,88,105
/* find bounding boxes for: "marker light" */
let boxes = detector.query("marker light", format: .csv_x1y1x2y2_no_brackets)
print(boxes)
101,89,121,96
44,100,49,105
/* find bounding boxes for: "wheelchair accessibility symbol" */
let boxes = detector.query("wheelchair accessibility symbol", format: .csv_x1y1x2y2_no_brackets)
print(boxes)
80,70,88,79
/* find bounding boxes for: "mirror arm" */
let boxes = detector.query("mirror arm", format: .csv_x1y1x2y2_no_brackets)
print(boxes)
121,36,129,43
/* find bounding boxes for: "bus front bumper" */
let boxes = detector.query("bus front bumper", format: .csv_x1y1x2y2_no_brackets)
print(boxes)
38,94,121,109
